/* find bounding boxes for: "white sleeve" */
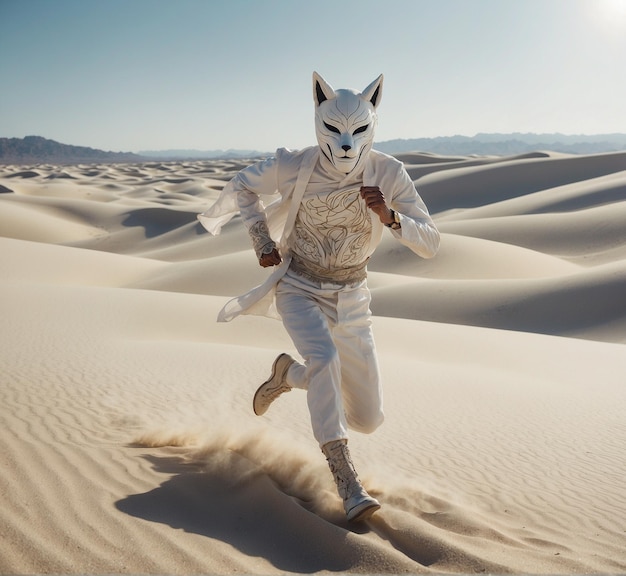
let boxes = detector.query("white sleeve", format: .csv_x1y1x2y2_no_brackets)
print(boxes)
389,164,440,259
233,156,279,230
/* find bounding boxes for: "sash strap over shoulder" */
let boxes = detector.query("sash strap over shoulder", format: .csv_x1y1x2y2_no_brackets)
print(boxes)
278,147,318,250
217,148,318,322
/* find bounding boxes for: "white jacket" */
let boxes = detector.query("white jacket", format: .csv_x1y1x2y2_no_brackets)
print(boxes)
198,146,439,321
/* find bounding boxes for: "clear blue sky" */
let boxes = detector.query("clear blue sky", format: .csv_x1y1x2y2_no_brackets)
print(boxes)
1,0,625,152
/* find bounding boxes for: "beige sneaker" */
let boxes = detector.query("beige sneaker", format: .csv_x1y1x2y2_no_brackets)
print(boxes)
253,353,295,416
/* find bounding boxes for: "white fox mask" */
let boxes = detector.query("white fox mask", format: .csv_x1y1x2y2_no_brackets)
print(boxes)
313,71,383,175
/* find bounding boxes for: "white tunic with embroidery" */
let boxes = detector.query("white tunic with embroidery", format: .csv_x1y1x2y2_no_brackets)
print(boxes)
290,163,373,284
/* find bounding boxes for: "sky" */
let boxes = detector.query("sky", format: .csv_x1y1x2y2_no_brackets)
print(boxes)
1,0,626,153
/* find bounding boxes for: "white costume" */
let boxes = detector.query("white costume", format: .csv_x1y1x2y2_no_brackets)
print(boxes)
198,72,439,448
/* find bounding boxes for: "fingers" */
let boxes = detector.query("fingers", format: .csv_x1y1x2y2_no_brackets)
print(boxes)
259,248,282,267
360,186,386,207
360,186,383,198
360,186,388,214
360,186,394,224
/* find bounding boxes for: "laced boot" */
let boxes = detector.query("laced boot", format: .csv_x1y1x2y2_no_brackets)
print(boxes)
253,353,295,415
322,439,380,522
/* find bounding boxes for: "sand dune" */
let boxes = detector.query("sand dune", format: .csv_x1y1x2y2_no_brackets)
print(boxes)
1,150,625,574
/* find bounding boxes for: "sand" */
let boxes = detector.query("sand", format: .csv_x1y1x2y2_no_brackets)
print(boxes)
1,150,625,574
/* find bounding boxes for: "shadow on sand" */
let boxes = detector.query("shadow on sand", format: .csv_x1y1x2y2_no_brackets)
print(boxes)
115,452,387,573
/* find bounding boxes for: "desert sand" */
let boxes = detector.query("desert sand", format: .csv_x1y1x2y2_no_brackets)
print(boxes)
1,149,625,574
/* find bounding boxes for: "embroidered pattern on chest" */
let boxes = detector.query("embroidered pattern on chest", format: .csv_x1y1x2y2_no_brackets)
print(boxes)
294,188,372,267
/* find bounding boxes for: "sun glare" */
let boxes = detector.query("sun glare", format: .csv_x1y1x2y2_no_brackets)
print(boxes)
600,0,626,19
591,0,626,36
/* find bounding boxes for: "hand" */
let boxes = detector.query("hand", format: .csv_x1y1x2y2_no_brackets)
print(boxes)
360,186,394,225
259,248,282,267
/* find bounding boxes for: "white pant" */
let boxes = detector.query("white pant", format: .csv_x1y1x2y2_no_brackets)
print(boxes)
275,269,384,447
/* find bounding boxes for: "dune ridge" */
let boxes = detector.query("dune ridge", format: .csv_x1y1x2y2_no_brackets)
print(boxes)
1,150,625,574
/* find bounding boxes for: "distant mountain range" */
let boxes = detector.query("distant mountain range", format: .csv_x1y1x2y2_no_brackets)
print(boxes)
140,133,626,159
2,133,626,164
0,136,142,164
374,132,626,156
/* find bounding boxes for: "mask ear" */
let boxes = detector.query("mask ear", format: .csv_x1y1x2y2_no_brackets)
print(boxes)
312,71,336,107
361,74,383,109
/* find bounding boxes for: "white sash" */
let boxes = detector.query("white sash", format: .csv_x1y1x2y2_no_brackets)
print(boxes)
217,148,318,322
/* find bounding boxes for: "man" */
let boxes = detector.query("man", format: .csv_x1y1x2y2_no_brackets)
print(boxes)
198,72,439,522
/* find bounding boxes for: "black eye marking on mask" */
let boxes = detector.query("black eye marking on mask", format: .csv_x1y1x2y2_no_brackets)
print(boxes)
353,124,369,135
324,122,341,134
